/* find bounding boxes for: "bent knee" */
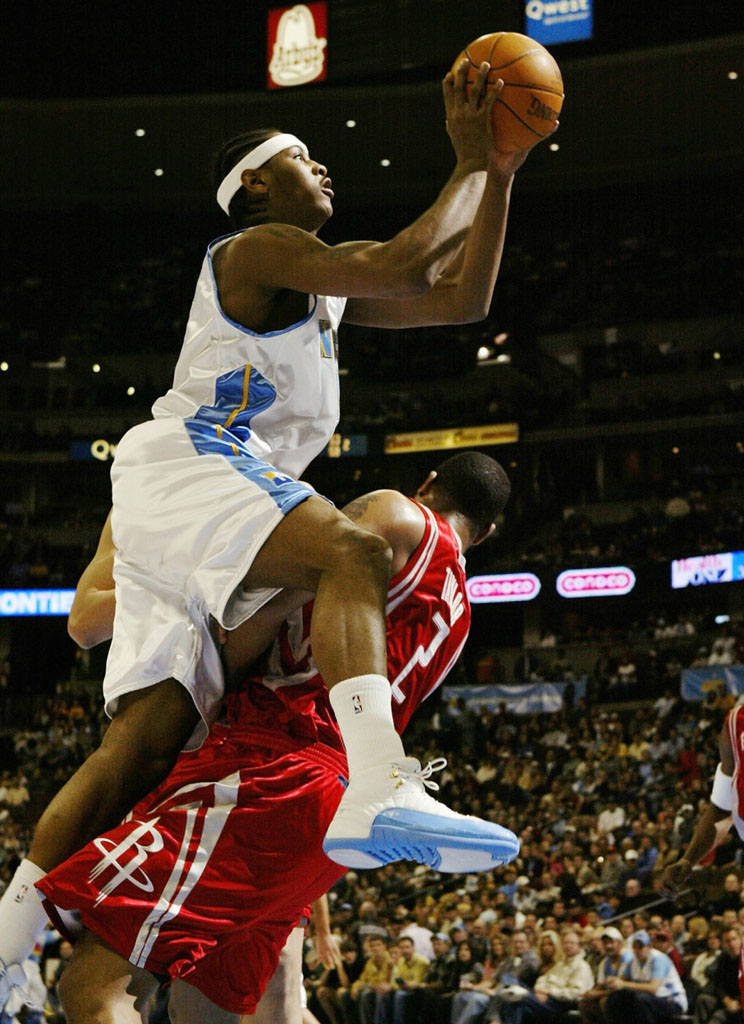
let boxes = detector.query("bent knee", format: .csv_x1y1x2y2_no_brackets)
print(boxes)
332,523,393,576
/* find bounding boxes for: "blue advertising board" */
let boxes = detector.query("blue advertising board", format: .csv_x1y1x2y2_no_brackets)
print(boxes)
525,0,593,45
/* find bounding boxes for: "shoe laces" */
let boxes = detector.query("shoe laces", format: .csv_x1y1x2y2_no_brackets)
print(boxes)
398,757,448,792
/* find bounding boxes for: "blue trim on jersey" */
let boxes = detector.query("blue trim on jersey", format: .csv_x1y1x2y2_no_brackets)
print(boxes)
183,417,313,516
207,233,319,337
194,363,277,435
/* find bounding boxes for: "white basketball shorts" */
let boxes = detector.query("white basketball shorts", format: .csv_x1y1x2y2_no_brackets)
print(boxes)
103,416,315,748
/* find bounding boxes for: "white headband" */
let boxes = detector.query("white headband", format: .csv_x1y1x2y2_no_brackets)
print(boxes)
216,133,308,215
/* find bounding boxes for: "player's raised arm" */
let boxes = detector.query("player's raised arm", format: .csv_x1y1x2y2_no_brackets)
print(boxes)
344,87,553,329
220,61,495,307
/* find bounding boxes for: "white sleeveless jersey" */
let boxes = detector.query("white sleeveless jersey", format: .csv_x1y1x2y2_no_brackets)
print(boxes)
151,230,346,480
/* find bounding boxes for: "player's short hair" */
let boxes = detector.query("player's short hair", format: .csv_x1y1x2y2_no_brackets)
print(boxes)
211,128,282,227
431,451,511,536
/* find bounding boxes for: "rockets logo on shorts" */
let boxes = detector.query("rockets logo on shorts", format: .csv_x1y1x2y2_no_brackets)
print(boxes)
352,694,363,714
90,820,164,905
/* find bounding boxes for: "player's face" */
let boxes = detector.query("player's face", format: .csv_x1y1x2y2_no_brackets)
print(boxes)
268,145,333,231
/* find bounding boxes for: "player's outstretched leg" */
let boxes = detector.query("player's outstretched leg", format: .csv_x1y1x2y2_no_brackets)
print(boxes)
247,499,519,873
322,757,520,872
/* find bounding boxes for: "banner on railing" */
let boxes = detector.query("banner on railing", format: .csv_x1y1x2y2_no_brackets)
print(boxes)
442,678,587,715
681,665,744,701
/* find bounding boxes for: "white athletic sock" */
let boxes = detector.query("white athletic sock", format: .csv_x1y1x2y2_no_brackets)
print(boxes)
329,675,406,778
0,859,49,965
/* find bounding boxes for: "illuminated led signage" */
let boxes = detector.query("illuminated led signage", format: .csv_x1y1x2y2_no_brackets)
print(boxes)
671,550,744,589
556,566,636,598
466,573,541,604
0,590,75,616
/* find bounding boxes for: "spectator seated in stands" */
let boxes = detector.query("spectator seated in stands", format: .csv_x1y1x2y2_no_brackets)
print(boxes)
578,925,634,1024
418,931,459,1024
451,931,538,1024
493,929,594,1024
686,927,721,1006
602,929,687,1023
387,935,429,1024
349,934,394,1024
691,926,744,1024
314,938,364,1024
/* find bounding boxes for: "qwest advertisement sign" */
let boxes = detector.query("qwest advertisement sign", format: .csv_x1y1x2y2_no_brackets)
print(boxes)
671,550,744,589
70,439,118,461
467,573,541,604
0,590,75,616
267,3,327,89
556,566,636,598
525,0,593,44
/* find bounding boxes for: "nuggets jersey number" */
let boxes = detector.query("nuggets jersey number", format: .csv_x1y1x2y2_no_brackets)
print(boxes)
151,230,346,480
726,704,744,840
261,501,471,735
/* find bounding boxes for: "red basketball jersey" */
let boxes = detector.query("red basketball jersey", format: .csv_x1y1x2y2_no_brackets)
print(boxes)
36,501,472,1014
726,704,744,841
253,499,471,738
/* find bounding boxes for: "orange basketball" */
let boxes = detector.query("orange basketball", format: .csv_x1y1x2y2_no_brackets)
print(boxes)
450,32,564,153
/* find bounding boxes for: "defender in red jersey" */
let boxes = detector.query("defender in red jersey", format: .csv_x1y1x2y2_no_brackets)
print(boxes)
37,453,519,1022
663,702,744,1005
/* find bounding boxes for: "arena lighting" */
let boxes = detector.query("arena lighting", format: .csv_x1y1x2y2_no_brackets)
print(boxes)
345,119,356,127
556,566,636,598
380,159,391,167
135,128,146,137
0,362,7,372
0,590,75,616
477,346,491,360
671,550,744,589
466,573,541,603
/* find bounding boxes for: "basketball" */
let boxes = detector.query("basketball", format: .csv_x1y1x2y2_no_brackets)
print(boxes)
450,32,564,153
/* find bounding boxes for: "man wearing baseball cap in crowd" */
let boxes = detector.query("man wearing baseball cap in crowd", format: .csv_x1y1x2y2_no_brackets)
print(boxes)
602,930,687,1022
651,930,685,981
418,933,459,1024
578,926,633,1024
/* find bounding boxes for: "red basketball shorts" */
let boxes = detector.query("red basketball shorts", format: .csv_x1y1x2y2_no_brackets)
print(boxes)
38,727,347,1014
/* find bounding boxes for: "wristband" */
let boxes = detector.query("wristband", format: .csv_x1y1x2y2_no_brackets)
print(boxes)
711,762,733,811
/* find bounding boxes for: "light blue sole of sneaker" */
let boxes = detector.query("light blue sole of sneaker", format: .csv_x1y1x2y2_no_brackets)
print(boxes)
323,812,520,872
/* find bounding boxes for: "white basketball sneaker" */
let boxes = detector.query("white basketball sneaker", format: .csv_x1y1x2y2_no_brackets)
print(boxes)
0,959,28,1007
322,757,520,872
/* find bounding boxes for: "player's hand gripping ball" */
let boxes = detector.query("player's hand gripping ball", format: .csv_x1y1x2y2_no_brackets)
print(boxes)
451,32,564,152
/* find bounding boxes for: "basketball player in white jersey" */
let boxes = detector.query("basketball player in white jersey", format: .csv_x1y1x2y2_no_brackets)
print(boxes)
0,61,546,1001
37,452,517,1024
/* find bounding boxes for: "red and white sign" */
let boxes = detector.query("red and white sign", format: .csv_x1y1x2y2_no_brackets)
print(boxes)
556,566,636,599
466,573,541,604
267,3,327,89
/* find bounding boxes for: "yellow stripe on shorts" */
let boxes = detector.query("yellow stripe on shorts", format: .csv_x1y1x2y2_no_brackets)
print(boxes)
224,365,251,429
